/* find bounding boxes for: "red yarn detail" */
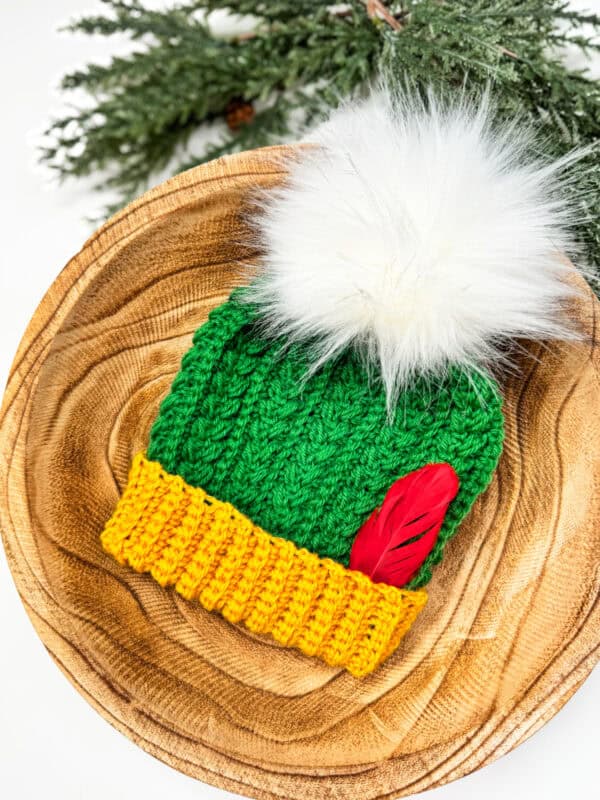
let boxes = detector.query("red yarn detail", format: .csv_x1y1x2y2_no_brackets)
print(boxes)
349,463,459,587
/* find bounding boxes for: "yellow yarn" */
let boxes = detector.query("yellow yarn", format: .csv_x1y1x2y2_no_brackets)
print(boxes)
101,453,428,678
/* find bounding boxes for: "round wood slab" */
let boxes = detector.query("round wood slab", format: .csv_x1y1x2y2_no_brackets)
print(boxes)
1,146,600,800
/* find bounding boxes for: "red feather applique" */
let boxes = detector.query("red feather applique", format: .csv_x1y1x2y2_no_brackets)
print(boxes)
349,463,459,587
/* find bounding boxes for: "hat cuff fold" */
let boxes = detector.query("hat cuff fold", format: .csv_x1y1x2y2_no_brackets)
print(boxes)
101,453,427,678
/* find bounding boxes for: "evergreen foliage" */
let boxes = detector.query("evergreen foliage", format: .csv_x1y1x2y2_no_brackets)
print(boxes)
42,0,600,276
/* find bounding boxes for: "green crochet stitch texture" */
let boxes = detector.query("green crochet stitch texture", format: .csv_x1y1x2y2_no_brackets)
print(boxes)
147,289,504,589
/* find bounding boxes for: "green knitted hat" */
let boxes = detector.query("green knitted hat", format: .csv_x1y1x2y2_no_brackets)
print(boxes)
101,287,503,677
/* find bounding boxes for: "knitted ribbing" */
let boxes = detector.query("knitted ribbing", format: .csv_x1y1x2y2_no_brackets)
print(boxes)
102,453,428,677
148,289,505,588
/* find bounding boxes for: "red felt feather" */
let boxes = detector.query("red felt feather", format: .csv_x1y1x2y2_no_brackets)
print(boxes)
349,463,459,587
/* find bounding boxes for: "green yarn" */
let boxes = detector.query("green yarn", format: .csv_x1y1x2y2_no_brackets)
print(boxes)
147,289,504,589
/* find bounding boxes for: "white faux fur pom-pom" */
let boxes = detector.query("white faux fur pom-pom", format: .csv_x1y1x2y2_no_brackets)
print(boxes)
248,88,583,408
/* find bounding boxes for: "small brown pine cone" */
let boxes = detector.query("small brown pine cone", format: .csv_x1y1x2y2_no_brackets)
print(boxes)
225,98,255,131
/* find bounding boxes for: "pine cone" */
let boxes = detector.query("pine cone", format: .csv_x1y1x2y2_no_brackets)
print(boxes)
225,98,255,131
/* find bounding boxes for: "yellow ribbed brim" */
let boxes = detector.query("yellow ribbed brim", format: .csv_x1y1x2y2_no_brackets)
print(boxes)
100,453,428,678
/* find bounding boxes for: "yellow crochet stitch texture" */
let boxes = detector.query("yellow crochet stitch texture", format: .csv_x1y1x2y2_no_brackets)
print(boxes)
101,453,428,678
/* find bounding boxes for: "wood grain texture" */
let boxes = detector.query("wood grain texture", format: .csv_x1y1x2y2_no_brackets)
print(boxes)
1,145,600,800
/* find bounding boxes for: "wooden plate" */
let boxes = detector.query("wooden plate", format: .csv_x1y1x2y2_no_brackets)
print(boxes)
1,146,599,800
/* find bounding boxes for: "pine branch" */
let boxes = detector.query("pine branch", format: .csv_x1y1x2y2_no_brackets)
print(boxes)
41,0,600,282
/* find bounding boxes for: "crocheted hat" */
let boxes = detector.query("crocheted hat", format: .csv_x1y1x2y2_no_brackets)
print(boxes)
101,89,579,678
102,290,503,676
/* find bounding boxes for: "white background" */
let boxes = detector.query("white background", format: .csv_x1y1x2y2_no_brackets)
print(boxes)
1,2,599,798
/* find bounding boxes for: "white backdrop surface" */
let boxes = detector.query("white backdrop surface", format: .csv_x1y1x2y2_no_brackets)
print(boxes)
1,3,599,799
